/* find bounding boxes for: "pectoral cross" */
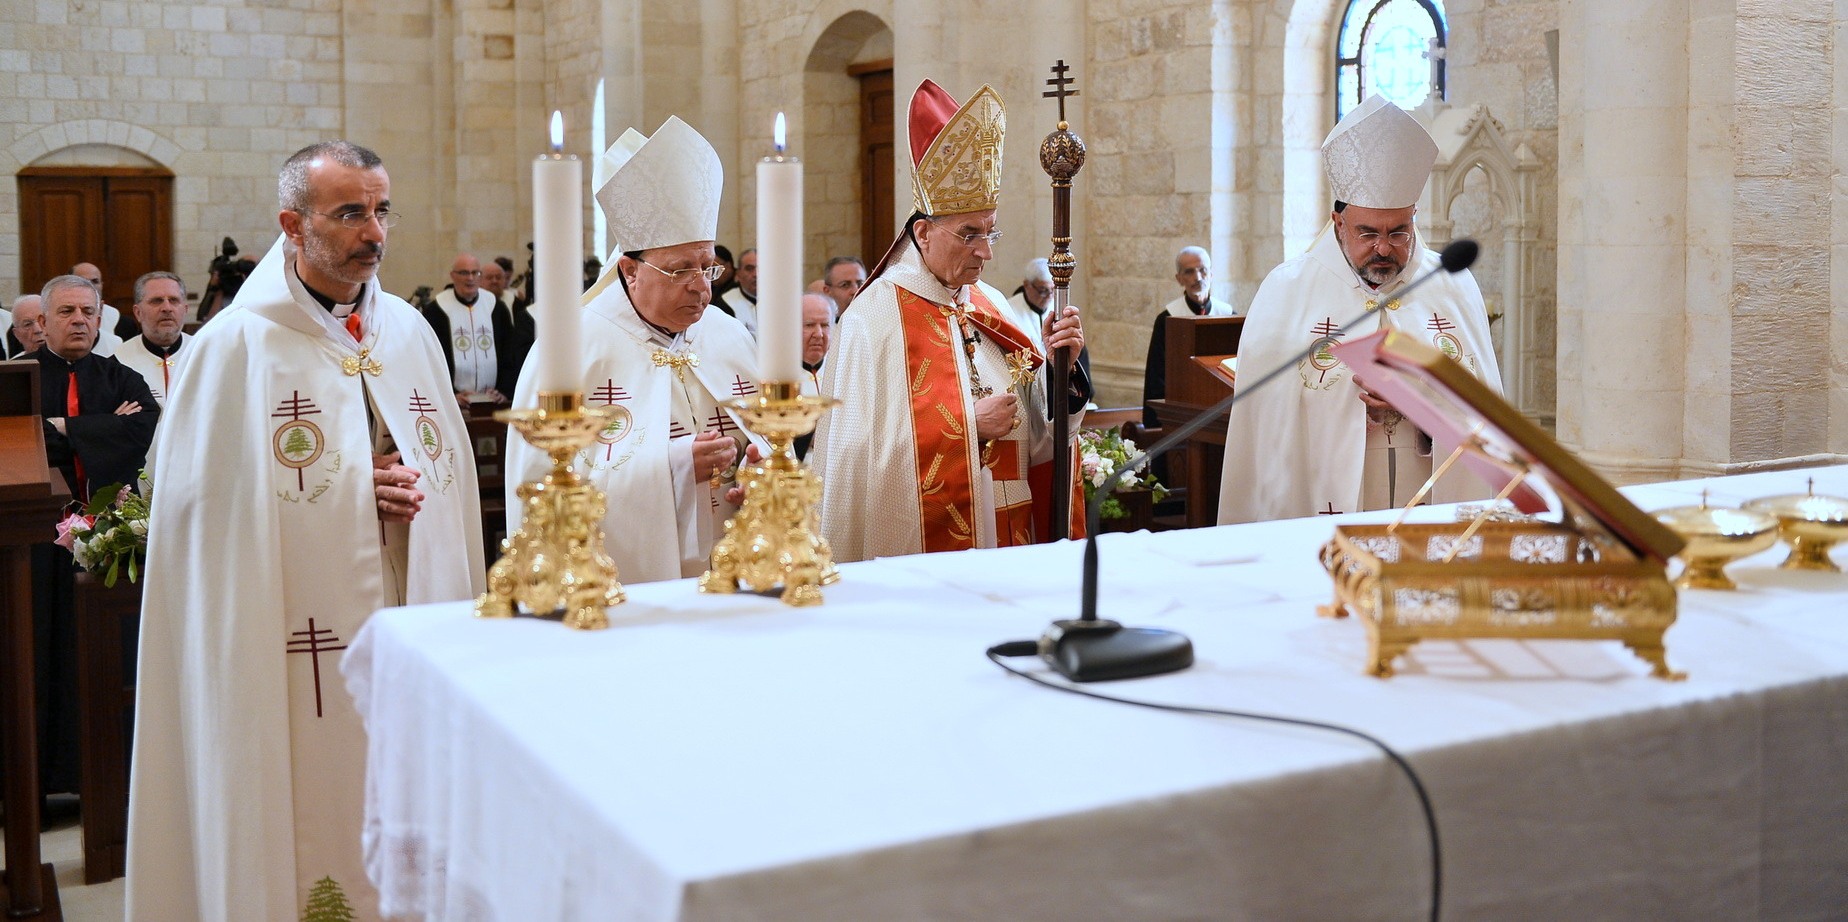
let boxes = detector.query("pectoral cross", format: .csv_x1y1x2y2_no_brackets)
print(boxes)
1005,349,1037,391
1043,59,1079,122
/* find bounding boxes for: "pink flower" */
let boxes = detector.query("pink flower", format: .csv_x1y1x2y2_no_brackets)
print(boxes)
115,484,133,507
54,513,94,551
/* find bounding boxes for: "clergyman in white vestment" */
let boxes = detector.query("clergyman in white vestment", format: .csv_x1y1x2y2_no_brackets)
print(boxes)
112,271,191,407
507,116,762,584
1218,95,1501,524
126,141,484,922
812,80,1091,561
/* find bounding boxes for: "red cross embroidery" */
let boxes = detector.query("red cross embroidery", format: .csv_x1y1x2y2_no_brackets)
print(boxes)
592,379,631,404
1317,502,1342,515
704,409,740,436
1428,316,1456,334
272,391,323,491
407,389,438,415
286,617,348,718
731,376,759,398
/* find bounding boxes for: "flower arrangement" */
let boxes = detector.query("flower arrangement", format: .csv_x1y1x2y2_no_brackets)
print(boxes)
55,481,150,588
1078,426,1168,521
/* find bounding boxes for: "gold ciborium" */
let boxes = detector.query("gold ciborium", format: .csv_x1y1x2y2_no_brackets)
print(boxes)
476,392,625,629
1654,493,1781,590
699,380,840,606
1745,480,1848,572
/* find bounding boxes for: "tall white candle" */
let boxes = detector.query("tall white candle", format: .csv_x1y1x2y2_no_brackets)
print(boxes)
533,110,583,396
756,112,803,383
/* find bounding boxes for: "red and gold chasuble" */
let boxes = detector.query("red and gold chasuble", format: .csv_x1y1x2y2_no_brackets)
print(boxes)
895,286,1084,552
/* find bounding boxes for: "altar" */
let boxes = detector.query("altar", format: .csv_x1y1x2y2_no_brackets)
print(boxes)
342,466,1848,921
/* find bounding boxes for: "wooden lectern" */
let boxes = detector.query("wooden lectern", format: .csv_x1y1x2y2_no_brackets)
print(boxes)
1144,317,1242,527
0,359,66,919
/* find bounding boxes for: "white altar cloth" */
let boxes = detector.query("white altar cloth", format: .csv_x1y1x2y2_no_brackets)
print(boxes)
343,467,1848,921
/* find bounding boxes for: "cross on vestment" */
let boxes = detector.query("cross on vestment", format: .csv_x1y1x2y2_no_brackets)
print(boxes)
1318,502,1342,515
285,617,348,718
1043,59,1079,121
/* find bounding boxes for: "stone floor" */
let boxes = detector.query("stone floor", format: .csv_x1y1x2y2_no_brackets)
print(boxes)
0,807,125,922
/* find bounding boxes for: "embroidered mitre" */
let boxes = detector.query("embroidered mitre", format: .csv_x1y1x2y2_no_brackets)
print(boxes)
595,116,723,255
908,80,1006,217
1323,94,1438,210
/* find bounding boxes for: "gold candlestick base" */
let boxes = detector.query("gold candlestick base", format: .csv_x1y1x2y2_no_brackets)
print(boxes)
699,380,841,606
476,392,625,629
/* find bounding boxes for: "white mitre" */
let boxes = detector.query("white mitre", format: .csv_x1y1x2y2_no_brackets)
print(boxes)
594,116,723,254
1323,94,1438,209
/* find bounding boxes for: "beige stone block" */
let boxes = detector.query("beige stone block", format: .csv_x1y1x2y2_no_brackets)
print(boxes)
1579,107,1686,176
1732,177,1830,245
1577,175,1685,247
1736,16,1830,108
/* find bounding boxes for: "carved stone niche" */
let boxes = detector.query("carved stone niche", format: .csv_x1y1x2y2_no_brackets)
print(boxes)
1417,104,1545,419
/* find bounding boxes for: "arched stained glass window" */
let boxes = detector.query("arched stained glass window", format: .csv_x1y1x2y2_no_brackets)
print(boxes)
1336,0,1446,120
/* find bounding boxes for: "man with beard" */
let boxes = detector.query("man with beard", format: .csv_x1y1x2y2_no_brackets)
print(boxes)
114,271,192,406
127,140,483,921
1217,95,1501,524
506,116,762,584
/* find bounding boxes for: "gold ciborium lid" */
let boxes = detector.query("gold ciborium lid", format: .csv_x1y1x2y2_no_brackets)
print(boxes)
1742,478,1848,572
1654,491,1781,590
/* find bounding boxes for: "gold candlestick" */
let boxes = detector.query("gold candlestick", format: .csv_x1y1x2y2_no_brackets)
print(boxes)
476,391,625,629
700,380,840,605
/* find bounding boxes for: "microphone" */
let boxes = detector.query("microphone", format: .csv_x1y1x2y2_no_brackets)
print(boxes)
1033,239,1482,682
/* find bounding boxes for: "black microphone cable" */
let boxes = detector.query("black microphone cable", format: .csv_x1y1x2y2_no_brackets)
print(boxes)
986,643,1443,922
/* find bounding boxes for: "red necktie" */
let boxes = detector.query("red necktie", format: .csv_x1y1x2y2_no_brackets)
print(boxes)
66,369,86,501
345,311,363,342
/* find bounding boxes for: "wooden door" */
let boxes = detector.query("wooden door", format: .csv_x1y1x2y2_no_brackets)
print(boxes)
18,168,174,314
853,62,894,265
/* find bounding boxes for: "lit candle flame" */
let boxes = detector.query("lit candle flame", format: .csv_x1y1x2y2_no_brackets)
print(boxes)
774,112,786,154
550,111,564,153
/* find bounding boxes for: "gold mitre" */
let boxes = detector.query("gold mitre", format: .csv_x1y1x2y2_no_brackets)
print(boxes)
908,80,1005,216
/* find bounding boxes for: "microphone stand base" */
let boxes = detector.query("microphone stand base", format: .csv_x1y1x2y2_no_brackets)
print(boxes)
1039,619,1193,682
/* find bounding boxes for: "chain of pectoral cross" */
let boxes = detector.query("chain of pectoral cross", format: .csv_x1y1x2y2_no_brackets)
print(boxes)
953,311,993,399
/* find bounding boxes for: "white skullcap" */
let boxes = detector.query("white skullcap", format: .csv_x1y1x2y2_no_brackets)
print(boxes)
1322,94,1438,210
594,116,722,254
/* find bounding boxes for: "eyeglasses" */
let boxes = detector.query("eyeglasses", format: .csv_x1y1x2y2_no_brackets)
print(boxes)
304,208,400,229
637,259,724,284
829,278,864,290
1353,231,1413,247
928,220,1003,246
452,269,482,278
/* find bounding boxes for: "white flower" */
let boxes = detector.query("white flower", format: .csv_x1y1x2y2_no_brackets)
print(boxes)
131,519,148,538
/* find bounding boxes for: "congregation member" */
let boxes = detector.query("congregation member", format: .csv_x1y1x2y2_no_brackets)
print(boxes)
1218,95,1500,524
820,255,866,316
70,261,125,354
507,116,760,584
127,140,483,921
36,275,158,499
423,252,524,406
1141,245,1240,427
813,80,1089,560
6,294,42,358
114,271,192,406
30,275,158,803
793,291,834,460
713,246,759,334
1005,258,1055,351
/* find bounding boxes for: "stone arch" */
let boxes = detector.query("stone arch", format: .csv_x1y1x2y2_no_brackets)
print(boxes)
797,10,895,279
1,120,184,301
0,119,181,175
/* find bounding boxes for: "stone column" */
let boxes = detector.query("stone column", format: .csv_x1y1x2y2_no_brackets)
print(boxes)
1556,0,1691,482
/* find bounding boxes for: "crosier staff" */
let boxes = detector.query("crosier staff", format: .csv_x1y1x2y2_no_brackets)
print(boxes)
1039,60,1085,540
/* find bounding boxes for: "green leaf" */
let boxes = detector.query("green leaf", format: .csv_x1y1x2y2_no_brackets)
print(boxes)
105,555,120,589
127,552,139,584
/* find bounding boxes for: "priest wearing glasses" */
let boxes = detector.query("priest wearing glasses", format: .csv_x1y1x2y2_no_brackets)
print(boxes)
506,116,762,584
812,79,1091,562
1217,95,1502,524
